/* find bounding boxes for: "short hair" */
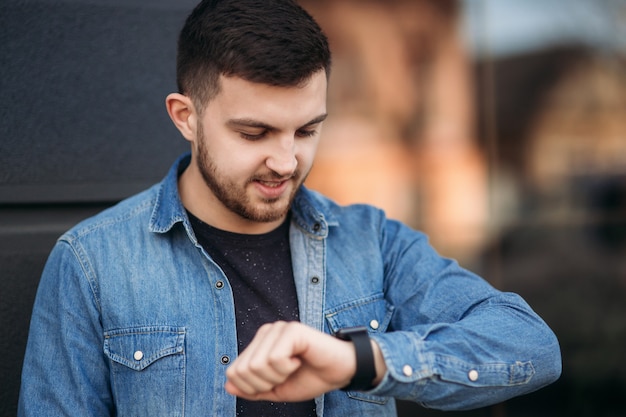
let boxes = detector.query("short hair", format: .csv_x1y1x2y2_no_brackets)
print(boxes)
176,0,331,112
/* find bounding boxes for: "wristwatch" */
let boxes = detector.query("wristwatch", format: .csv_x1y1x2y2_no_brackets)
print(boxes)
334,326,376,391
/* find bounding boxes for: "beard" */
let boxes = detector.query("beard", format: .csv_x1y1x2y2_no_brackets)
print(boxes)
195,126,305,223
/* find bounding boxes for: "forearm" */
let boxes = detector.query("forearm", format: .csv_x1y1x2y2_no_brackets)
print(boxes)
368,293,561,410
18,241,112,416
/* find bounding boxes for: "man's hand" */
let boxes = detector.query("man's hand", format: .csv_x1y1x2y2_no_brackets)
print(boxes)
224,321,386,402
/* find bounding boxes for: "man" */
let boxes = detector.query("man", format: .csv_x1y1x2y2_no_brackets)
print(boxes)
18,0,561,416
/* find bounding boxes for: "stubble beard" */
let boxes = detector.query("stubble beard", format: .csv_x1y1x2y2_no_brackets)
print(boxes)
196,128,304,223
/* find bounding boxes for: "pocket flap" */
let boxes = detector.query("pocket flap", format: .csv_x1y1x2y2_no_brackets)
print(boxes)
104,326,185,371
325,294,393,335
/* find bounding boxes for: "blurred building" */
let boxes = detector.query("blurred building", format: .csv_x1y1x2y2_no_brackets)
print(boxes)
302,1,626,416
302,0,489,261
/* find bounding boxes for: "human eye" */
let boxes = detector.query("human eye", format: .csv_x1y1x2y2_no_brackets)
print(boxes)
239,130,267,141
295,129,318,138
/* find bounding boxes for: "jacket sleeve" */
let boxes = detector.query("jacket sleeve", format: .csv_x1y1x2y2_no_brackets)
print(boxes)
367,218,562,410
18,239,113,416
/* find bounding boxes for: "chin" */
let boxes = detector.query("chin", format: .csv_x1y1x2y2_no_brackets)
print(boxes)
246,201,290,223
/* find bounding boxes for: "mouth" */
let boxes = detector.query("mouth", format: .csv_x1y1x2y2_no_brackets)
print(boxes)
257,180,286,188
252,177,292,199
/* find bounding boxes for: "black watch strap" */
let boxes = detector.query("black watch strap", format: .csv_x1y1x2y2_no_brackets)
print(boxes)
334,326,376,391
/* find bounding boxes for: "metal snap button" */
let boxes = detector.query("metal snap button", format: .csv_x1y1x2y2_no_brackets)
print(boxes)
468,370,479,382
133,350,144,361
215,280,224,289
221,355,230,365
402,365,413,377
369,319,380,330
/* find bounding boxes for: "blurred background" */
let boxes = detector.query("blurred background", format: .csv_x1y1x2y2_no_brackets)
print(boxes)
1,0,625,416
303,1,626,416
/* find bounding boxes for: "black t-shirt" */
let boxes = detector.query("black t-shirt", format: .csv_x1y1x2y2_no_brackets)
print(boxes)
188,211,316,417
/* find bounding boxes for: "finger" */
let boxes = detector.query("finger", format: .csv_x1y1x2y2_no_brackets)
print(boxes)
237,322,292,377
257,323,304,376
226,322,299,394
227,355,301,395
224,379,263,399
225,380,283,403
225,367,275,395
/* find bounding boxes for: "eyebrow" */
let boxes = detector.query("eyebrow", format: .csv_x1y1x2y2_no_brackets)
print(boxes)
226,113,328,131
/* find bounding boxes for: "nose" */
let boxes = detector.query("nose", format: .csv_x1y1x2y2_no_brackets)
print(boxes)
265,136,298,177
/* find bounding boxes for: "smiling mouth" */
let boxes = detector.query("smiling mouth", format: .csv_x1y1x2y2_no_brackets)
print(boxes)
257,180,285,188
255,178,290,193
253,172,297,185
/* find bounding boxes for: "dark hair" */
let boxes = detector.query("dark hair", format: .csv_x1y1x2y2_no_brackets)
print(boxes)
176,0,331,112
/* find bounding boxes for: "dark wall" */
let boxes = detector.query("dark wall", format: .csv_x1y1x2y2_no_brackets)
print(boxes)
0,1,193,415
0,0,196,204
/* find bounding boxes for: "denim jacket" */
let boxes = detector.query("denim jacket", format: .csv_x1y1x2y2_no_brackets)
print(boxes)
19,154,561,416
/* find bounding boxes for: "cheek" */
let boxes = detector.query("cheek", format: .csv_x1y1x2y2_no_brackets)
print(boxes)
218,145,266,178
200,129,258,174
296,140,320,168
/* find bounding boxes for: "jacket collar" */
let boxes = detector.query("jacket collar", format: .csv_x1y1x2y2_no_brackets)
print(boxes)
149,153,192,234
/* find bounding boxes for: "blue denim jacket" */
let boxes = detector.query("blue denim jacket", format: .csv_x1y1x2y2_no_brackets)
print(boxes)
19,154,561,416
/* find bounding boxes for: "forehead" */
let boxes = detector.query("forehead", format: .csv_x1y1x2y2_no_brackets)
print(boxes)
205,71,328,127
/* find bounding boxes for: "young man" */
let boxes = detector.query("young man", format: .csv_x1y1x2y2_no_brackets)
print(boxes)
18,0,561,416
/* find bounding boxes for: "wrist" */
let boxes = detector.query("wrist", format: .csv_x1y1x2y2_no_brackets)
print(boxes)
370,338,387,386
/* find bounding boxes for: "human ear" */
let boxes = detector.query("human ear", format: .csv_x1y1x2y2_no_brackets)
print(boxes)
165,93,197,142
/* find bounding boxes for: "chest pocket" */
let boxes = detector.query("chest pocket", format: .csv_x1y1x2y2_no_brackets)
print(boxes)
325,294,394,405
104,326,186,417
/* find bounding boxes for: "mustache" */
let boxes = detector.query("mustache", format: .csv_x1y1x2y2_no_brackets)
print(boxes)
250,170,300,182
